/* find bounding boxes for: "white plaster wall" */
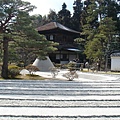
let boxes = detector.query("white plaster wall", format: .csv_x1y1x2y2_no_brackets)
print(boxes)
111,57,120,71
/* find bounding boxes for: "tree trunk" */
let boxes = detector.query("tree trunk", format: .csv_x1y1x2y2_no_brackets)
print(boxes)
1,37,9,79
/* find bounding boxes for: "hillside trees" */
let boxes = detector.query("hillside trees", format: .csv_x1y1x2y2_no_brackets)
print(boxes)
0,0,57,78
38,1,84,31
40,9,57,25
47,9,57,23
30,14,43,28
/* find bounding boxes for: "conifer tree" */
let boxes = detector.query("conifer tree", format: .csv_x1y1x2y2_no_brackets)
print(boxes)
71,0,83,31
57,3,71,28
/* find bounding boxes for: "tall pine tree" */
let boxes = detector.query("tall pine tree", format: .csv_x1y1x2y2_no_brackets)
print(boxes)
57,3,71,28
71,0,83,31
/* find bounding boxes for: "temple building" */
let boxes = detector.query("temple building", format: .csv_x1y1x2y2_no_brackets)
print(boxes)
37,22,80,64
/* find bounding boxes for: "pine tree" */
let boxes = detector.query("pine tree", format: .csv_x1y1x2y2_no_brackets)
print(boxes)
0,0,57,78
0,0,35,78
57,3,71,28
71,0,83,31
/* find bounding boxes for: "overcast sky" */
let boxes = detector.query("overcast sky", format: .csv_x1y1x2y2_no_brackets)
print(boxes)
24,0,75,16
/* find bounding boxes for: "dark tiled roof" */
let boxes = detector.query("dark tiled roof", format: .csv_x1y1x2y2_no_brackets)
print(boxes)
111,53,120,57
37,22,80,34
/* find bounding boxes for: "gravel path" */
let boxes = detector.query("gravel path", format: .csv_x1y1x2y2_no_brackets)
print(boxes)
0,75,120,120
